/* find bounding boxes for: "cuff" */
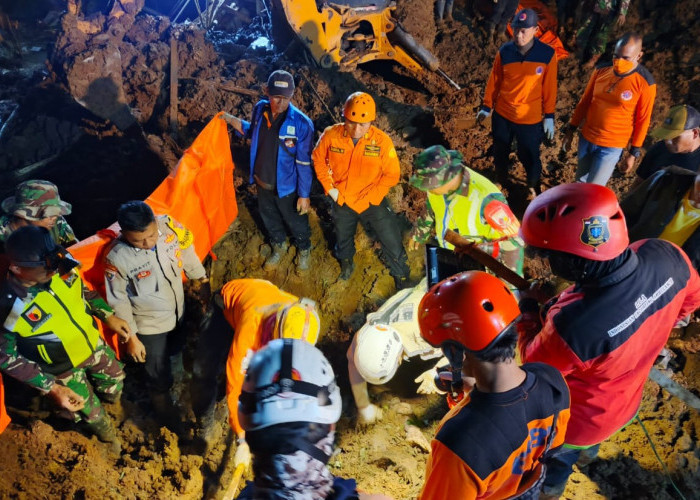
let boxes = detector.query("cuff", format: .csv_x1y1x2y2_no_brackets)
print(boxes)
544,113,555,119
481,105,492,113
629,147,642,158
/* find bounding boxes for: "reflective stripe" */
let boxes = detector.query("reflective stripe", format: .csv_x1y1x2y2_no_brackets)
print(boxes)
37,344,52,364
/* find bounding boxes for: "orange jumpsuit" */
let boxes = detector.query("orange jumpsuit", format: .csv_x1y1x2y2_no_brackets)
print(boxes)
312,124,400,214
219,279,298,436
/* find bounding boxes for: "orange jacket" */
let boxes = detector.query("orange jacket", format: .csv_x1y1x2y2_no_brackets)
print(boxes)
220,279,298,436
420,364,570,500
312,124,400,213
570,63,656,149
482,39,557,125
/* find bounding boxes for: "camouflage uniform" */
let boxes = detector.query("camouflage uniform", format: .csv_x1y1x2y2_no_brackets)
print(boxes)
0,270,123,424
0,180,77,248
577,0,631,58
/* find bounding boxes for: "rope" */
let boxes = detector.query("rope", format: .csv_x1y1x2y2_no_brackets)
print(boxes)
298,71,338,122
635,415,686,500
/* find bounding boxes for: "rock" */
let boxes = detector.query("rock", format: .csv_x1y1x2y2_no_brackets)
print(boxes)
405,423,430,452
396,402,413,415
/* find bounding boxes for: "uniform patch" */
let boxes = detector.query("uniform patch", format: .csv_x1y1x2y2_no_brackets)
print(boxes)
284,138,296,148
580,216,610,248
105,263,119,281
22,304,51,331
364,144,381,157
330,146,345,154
620,90,633,101
136,270,151,280
286,125,295,135
165,234,176,244
536,66,544,75
389,148,397,159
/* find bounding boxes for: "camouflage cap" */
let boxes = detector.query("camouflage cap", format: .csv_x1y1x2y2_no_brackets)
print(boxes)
1,180,72,221
409,145,464,191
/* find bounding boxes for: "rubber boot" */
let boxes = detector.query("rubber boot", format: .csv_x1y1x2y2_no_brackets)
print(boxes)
151,392,181,432
86,414,122,455
296,248,311,271
264,241,289,270
339,258,355,280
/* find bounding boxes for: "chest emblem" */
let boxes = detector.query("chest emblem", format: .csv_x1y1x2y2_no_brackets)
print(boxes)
286,125,295,135
536,66,544,75
330,146,344,154
22,304,51,331
364,145,381,157
136,270,151,280
580,216,610,248
620,90,633,101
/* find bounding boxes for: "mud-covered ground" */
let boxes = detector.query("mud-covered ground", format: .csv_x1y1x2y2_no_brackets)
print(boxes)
0,0,699,498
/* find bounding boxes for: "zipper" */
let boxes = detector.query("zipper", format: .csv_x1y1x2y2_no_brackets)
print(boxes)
48,288,93,349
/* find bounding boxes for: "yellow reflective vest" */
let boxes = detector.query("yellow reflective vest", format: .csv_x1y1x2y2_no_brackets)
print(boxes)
4,272,100,375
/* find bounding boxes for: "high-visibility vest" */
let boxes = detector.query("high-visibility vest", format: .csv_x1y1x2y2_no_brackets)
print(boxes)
5,272,100,374
429,169,514,250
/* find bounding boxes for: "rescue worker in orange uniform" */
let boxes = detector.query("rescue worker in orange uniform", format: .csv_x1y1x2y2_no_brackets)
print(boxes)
417,271,570,500
478,9,558,199
312,92,411,288
563,33,657,185
190,278,321,469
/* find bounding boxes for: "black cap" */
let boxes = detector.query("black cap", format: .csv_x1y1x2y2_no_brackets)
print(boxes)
511,8,538,29
266,70,295,99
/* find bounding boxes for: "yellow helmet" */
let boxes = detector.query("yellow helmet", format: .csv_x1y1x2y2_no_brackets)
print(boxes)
343,92,376,123
274,298,321,345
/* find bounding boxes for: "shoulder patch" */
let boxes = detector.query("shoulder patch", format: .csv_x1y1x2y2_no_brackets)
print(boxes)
165,215,194,249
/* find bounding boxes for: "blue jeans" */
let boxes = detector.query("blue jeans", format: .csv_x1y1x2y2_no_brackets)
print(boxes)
576,135,623,185
542,444,601,496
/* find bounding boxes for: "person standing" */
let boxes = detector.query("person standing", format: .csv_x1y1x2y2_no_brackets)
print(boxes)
104,201,209,422
518,183,700,497
478,9,558,199
222,70,315,271
563,33,656,185
576,0,631,69
418,271,571,499
313,92,410,288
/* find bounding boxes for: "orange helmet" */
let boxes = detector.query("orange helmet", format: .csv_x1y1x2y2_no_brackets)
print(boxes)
520,183,628,261
343,92,376,123
418,271,520,353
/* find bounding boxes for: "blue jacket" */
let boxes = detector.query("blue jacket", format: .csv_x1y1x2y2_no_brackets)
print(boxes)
238,100,315,198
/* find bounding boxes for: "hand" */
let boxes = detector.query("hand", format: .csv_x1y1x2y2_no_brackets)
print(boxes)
562,127,575,152
221,113,243,134
104,315,131,343
408,238,421,251
233,439,251,469
543,118,555,142
415,369,445,395
126,335,147,363
618,153,636,175
328,188,339,202
48,384,85,412
357,403,383,425
476,109,491,124
297,197,310,215
616,14,626,27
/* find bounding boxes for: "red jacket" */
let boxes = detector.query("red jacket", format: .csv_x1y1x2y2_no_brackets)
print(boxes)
519,239,700,446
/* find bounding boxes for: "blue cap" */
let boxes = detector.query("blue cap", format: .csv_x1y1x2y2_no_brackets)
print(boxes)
511,9,538,29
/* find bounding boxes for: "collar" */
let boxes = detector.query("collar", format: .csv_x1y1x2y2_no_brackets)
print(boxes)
469,369,536,405
580,248,638,289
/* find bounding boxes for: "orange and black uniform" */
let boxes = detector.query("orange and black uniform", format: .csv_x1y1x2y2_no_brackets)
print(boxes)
420,363,570,500
482,38,557,190
312,124,409,281
570,62,656,153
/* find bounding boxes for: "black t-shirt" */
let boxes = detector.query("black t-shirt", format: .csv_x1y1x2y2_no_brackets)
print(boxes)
636,141,700,180
253,106,287,189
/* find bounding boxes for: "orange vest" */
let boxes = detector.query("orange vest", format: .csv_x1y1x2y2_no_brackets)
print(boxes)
312,124,400,213
220,279,298,436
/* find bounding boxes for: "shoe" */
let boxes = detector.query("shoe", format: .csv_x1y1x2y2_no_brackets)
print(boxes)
296,248,311,271
339,259,354,280
264,241,289,269
86,414,122,454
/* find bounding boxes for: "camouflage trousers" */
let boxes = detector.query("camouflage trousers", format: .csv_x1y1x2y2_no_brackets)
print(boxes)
576,12,616,58
53,343,124,424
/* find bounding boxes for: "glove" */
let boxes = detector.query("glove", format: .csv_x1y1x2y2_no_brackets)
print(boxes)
415,369,446,395
357,404,383,425
234,439,251,469
476,109,491,123
543,118,555,141
328,188,339,202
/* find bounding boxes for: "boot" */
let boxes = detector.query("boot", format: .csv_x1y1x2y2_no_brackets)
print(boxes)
339,258,355,280
195,407,219,451
86,414,122,455
264,241,289,269
296,248,311,271
151,392,181,432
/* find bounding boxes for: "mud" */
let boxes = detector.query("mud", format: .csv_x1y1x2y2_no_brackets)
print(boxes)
0,0,699,498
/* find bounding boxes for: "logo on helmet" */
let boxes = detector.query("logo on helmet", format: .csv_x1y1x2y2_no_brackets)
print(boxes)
580,216,610,248
519,12,527,20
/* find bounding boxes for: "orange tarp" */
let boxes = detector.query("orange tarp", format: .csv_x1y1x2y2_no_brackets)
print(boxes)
507,0,569,60
67,111,238,357
0,373,10,434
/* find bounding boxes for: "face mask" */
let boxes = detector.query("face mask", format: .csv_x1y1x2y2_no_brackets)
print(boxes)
613,57,635,74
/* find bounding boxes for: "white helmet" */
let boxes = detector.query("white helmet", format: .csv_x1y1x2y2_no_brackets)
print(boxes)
238,338,341,431
354,323,404,385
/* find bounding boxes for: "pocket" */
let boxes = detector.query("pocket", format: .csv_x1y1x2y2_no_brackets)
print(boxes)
132,271,158,296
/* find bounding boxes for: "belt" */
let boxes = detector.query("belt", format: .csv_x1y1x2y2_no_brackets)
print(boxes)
254,175,275,191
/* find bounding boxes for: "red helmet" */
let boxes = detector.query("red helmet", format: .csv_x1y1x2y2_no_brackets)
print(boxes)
520,183,628,261
418,271,520,352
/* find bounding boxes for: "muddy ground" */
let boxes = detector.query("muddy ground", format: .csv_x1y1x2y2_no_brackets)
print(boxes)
0,0,699,498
